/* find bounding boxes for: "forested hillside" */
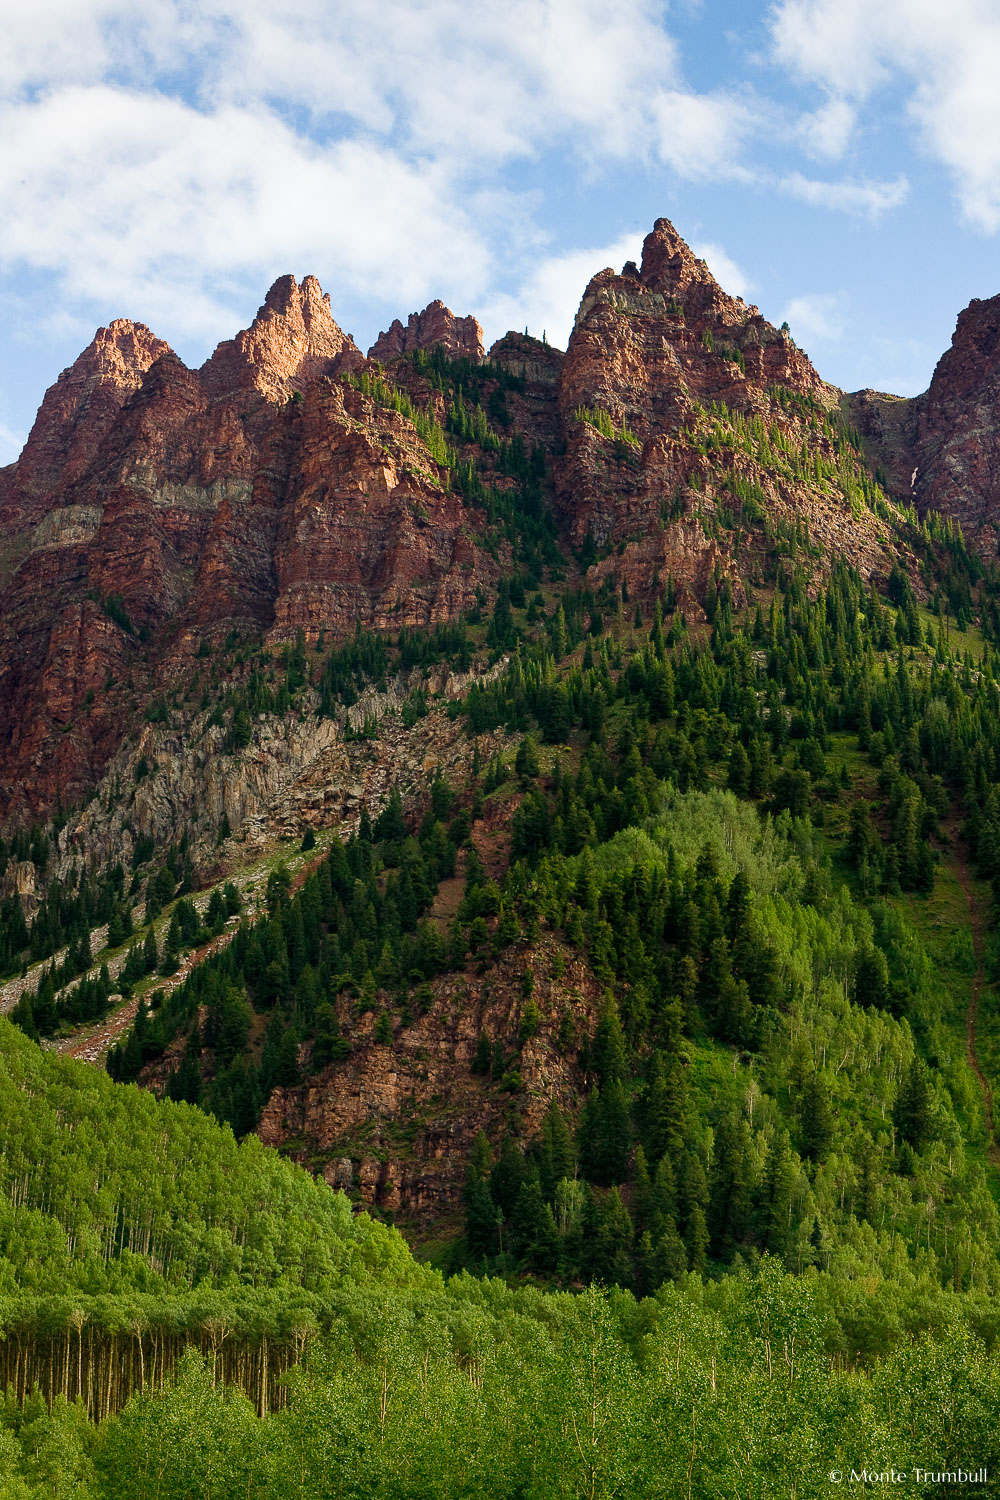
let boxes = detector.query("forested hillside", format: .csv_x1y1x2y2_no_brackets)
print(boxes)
5,524,1000,1493
1,1017,999,1498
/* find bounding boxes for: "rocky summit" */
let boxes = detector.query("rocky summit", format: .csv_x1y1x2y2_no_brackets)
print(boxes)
0,217,963,824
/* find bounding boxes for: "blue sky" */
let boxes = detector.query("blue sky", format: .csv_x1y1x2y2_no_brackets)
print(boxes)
3,0,1000,463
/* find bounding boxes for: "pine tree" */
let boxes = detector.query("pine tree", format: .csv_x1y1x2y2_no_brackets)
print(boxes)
854,947,889,1009
538,1102,574,1200
490,1136,526,1218
893,1057,938,1151
754,1132,797,1259
728,742,750,795
584,1187,633,1285
511,1175,559,1272
631,1145,653,1237
463,1149,498,1259
799,1072,834,1161
312,1002,349,1069
685,1205,710,1274
515,735,540,781
374,788,406,844
591,1078,631,1186
654,1217,688,1285
642,1051,685,1163
591,997,627,1086
471,1031,492,1075
709,1111,754,1256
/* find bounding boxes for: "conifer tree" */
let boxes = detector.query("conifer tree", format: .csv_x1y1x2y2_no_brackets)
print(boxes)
893,1057,938,1151
799,1072,834,1161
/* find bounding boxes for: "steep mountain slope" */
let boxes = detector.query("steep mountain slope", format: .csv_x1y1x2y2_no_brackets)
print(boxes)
849,290,1000,559
0,283,502,821
4,217,960,832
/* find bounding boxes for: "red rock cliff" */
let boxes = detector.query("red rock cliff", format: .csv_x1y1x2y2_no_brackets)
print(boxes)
368,300,485,364
552,217,890,603
0,278,497,820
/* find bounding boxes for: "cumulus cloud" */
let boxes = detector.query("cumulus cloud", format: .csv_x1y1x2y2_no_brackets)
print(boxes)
650,91,760,180
796,98,856,161
0,0,768,354
0,86,492,339
3,1,698,168
770,0,1000,230
780,171,909,218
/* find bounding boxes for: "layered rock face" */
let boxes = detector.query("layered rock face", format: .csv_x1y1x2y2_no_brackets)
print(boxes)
0,320,172,538
847,293,1000,557
908,298,1000,548
0,279,496,820
368,300,484,364
553,218,893,597
4,215,986,823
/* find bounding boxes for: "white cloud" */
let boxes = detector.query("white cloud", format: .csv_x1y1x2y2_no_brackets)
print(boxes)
3,2,694,169
0,86,491,342
690,241,753,299
0,2,768,357
479,232,644,350
796,98,856,161
769,0,892,98
650,90,760,179
780,292,846,348
780,171,909,218
770,0,1000,230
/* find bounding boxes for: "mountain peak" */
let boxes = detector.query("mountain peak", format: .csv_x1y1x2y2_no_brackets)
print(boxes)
262,273,331,321
639,217,735,314
368,301,484,365
201,275,362,402
3,318,172,508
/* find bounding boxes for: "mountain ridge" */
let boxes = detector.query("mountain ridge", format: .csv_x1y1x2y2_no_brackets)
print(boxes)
0,215,947,825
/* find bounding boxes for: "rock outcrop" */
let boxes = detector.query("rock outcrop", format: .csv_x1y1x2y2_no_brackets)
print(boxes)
0,216,974,822
0,278,499,820
0,320,172,537
553,218,894,597
368,300,484,365
846,293,1000,557
258,935,601,1225
202,274,364,402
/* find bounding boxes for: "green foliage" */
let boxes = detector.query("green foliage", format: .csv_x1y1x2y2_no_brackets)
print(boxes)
5,1273,1000,1498
0,1015,428,1439
572,404,641,448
